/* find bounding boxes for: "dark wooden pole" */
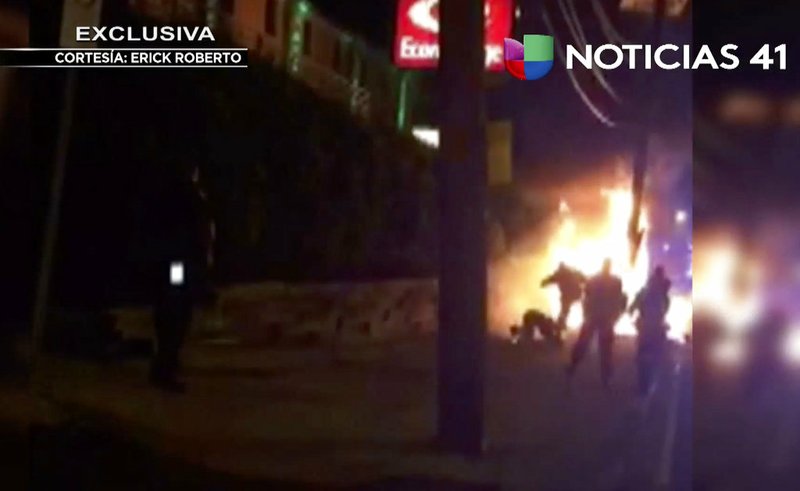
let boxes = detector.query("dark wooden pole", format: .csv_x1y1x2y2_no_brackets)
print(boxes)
629,0,668,265
436,0,487,455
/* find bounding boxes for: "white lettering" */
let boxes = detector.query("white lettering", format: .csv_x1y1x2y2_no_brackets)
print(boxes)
75,26,217,43
400,36,439,60
175,51,238,65
109,26,124,42
621,45,642,69
162,26,175,42
566,44,592,69
92,26,107,40
559,44,748,71
75,27,90,42
199,26,215,41
54,50,118,65
400,37,504,68
655,44,680,69
594,45,623,69
720,44,740,70
132,51,172,64
692,45,719,69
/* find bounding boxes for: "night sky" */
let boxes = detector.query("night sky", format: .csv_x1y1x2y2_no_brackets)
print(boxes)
694,0,800,223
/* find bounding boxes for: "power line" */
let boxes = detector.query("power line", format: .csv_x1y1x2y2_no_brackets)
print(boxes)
558,0,587,47
557,0,621,102
590,0,630,45
542,6,616,128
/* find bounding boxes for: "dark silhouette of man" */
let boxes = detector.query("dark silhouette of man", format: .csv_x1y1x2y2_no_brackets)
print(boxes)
149,165,214,393
566,259,626,389
630,266,672,396
510,309,562,345
541,262,586,334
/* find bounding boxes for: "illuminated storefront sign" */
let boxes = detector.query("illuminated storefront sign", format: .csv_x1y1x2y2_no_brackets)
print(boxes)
394,0,513,71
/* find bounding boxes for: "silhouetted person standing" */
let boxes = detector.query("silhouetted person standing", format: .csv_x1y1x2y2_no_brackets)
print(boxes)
566,259,626,389
149,165,213,393
541,262,586,335
630,266,671,396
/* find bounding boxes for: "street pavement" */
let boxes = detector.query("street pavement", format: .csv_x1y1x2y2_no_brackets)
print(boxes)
16,333,691,490
693,359,800,490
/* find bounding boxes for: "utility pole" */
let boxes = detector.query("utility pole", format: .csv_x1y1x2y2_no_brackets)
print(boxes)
31,0,101,388
436,0,487,455
628,0,667,265
31,71,77,376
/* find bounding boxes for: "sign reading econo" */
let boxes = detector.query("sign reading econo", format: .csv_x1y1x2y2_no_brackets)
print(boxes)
394,0,512,71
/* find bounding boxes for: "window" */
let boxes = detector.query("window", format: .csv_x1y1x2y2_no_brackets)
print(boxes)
302,21,312,56
264,0,276,35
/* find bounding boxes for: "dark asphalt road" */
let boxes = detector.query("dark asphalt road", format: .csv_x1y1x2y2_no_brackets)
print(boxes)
693,359,800,491
14,337,800,490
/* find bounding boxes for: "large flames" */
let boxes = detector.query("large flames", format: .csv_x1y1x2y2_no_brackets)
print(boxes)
489,186,692,341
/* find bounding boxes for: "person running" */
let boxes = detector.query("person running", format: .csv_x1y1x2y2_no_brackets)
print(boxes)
630,266,672,397
566,259,626,390
541,262,586,336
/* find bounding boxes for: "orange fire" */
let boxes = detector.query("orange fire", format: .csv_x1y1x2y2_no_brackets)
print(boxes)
489,186,691,341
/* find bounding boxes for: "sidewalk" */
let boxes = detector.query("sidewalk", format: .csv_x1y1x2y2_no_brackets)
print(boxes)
18,335,682,490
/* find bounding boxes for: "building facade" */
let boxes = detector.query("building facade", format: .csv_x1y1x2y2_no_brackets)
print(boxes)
130,0,421,131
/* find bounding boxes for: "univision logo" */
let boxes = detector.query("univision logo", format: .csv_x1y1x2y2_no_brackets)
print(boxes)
504,34,554,80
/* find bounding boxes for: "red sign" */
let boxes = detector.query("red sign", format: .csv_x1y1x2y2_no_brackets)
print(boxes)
394,0,513,72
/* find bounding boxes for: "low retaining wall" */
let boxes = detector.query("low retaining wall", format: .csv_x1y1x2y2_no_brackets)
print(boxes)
113,279,438,345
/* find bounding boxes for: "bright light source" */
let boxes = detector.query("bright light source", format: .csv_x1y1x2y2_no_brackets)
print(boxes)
412,127,440,148
784,328,800,365
663,243,671,252
693,238,765,333
489,183,692,342
675,210,688,225
515,6,522,18
711,337,745,366
170,262,185,286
